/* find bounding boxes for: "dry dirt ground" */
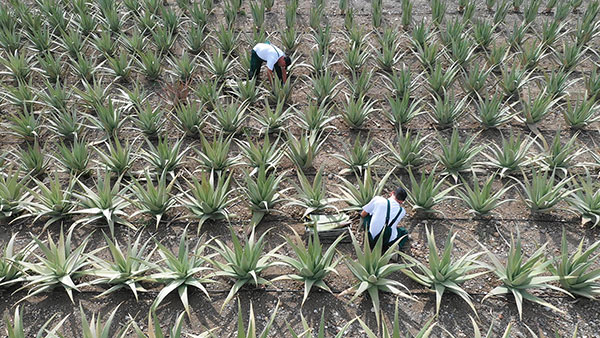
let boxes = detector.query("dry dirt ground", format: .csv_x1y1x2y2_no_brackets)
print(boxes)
1,0,600,337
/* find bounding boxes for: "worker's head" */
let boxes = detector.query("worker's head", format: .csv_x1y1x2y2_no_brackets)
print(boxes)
392,187,407,203
278,55,292,68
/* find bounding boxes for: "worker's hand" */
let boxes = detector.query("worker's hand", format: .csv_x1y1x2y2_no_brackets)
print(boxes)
360,210,369,218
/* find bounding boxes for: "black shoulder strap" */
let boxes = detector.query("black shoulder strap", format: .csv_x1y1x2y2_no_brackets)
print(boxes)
271,45,280,58
385,200,402,228
384,200,391,226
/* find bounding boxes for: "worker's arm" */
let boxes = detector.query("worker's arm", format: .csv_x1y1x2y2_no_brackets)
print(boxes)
281,67,287,83
266,68,274,83
360,210,369,218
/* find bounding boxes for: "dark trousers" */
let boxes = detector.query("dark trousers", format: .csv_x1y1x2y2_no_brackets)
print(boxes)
248,50,283,82
368,226,395,253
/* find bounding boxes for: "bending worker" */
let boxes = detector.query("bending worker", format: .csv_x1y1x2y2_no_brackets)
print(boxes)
360,187,409,252
248,42,291,84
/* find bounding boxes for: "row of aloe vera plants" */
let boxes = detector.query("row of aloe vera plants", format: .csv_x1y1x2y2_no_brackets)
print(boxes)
1,223,597,333
1,125,599,231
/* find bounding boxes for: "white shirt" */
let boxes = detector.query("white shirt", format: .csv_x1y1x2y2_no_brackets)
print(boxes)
253,43,285,71
362,196,406,242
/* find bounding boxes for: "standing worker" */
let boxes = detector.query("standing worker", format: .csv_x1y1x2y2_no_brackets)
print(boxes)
360,187,409,252
248,42,291,84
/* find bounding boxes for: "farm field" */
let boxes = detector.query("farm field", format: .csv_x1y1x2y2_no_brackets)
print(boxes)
1,0,600,336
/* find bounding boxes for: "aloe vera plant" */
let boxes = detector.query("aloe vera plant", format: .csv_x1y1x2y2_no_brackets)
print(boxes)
194,133,242,173
0,167,30,219
4,109,40,141
88,232,154,301
563,97,600,128
18,141,48,177
56,138,90,175
384,67,416,99
137,50,162,81
431,0,446,26
1,234,34,287
142,136,188,176
96,137,135,175
473,19,495,49
286,131,327,171
231,77,262,105
458,172,513,216
500,63,531,97
179,171,235,230
296,100,337,132
306,48,337,76
130,310,193,338
475,93,513,128
0,51,32,82
343,45,369,73
4,70,36,109
551,229,600,298
335,168,392,211
148,229,214,316
376,29,403,72
195,78,223,109
78,303,128,338
287,308,355,337
544,70,572,99
383,129,428,169
212,100,248,134
344,231,414,323
386,95,423,128
333,135,382,175
568,173,600,227
234,299,279,338
276,230,344,305
238,133,284,172
17,227,92,303
72,171,133,236
429,94,468,128
463,63,492,97
270,76,293,104
482,131,535,176
288,168,336,217
401,227,487,314
357,299,436,338
401,168,456,214
173,101,204,137
311,70,342,104
346,69,374,99
130,171,178,229
21,175,75,228
516,169,576,213
342,94,376,129
4,306,68,338
47,108,82,140
84,97,126,137
243,166,287,228
520,90,560,126
436,128,483,177
280,26,300,52
541,131,584,172
211,228,283,310
483,231,571,319
254,99,293,134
